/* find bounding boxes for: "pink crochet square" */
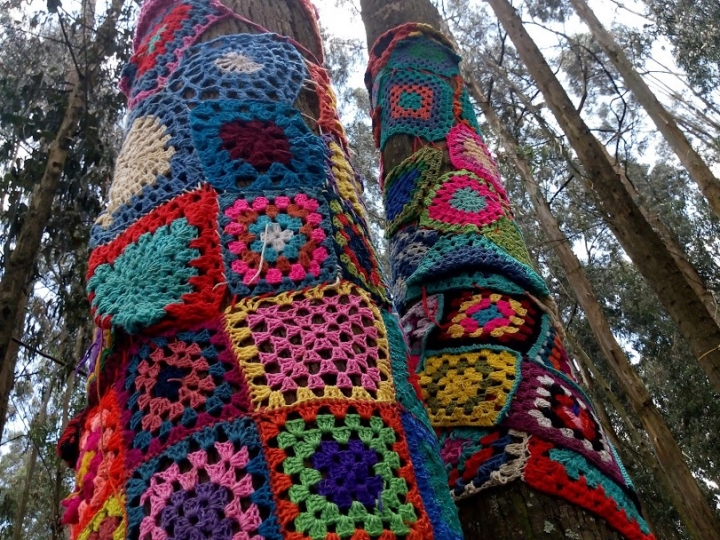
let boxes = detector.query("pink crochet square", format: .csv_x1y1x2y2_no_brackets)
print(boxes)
225,282,395,409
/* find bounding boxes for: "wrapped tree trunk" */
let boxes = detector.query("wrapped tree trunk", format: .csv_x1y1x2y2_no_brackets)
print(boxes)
359,1,655,539
57,1,463,539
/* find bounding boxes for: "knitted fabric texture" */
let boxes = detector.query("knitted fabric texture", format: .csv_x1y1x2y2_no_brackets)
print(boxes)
368,22,651,539
66,4,463,539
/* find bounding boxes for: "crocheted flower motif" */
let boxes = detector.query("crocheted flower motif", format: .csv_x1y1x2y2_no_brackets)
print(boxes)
91,93,203,249
224,282,395,410
219,191,338,297
375,69,455,149
190,100,326,190
418,347,522,427
87,186,225,335
328,196,389,306
436,427,529,500
61,391,125,538
256,402,432,540
119,322,251,467
506,361,628,487
525,438,653,540
383,147,443,238
120,0,232,108
167,34,307,107
433,290,541,352
125,418,281,540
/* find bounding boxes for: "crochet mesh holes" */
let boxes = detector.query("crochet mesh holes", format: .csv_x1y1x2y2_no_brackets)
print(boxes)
121,322,252,463
190,100,327,191
87,185,225,335
418,347,521,427
126,418,281,540
328,196,389,307
436,427,528,500
430,289,542,353
506,361,625,485
166,34,307,107
218,190,339,298
256,402,432,540
375,69,455,149
224,282,395,410
62,390,125,536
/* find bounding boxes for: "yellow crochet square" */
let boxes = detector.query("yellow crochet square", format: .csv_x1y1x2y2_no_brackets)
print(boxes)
224,281,395,410
77,494,125,540
328,140,366,218
419,348,520,426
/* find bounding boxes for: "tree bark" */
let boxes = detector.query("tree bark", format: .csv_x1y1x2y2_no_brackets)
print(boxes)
483,0,720,396
0,289,29,441
569,0,720,219
0,0,126,425
467,75,720,539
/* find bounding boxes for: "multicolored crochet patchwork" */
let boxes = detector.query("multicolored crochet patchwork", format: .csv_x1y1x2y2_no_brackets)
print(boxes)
64,4,462,540
367,22,652,538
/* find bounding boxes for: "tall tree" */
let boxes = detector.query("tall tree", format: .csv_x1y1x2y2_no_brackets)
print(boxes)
481,0,720,399
359,0,655,538
568,0,720,218
58,1,462,540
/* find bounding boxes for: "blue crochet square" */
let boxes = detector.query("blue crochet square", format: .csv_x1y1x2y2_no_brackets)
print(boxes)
190,100,327,190
387,35,461,77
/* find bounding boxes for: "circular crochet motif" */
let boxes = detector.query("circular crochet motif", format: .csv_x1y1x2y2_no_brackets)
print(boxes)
219,191,338,296
190,100,326,190
167,34,307,106
421,171,507,234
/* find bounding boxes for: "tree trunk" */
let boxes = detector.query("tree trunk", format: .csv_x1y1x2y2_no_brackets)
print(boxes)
0,289,29,441
12,368,58,540
483,0,720,396
359,0,653,538
569,0,720,219
63,1,464,540
465,77,720,538
0,0,126,424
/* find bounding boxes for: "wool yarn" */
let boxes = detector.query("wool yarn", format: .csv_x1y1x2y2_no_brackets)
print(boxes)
62,3,464,540
367,23,653,540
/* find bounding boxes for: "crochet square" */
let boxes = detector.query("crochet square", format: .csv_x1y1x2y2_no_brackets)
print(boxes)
73,495,126,540
326,136,366,219
167,34,307,106
190,100,326,191
505,361,627,486
376,69,455,149
119,320,252,468
447,124,506,201
528,314,575,378
224,282,395,410
62,390,125,538
219,190,338,297
386,35,461,77
125,417,282,540
90,93,204,248
418,346,522,426
87,185,225,334
420,170,510,234
431,289,542,353
525,437,652,540
437,427,528,500
387,226,439,307
255,402,433,540
327,195,389,307
120,0,233,108
383,147,443,238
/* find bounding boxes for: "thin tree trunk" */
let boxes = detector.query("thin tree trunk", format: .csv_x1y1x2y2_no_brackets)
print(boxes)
0,0,126,400
0,289,29,441
467,76,720,539
569,0,720,219
12,368,58,540
359,0,649,538
484,0,720,397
